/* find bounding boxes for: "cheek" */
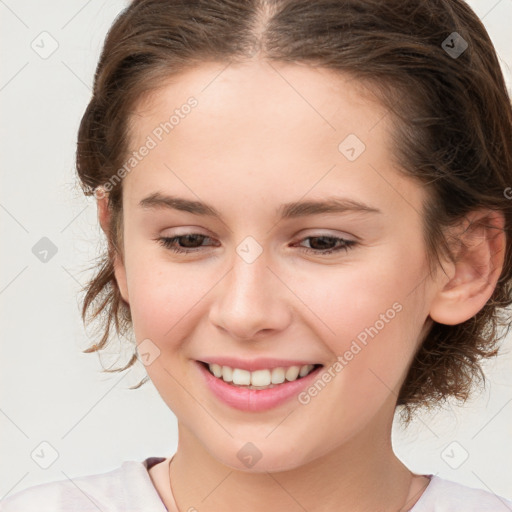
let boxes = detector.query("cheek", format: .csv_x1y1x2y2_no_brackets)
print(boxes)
124,250,217,346
305,246,426,384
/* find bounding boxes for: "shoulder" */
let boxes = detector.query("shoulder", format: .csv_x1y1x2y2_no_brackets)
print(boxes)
0,458,168,512
411,474,512,512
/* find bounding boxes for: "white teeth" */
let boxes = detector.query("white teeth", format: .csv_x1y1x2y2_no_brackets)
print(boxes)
271,367,285,384
210,364,222,378
299,365,311,377
251,369,271,387
206,363,317,387
285,366,300,381
221,365,233,382
232,368,251,385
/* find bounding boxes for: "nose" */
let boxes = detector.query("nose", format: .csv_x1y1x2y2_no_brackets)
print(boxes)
208,247,292,340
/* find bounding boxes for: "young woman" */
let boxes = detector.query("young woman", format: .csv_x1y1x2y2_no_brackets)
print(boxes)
3,0,512,510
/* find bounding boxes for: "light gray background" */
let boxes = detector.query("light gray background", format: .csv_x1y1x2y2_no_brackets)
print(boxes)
1,0,511,503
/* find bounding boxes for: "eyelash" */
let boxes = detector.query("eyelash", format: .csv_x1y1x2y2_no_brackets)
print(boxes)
157,233,357,256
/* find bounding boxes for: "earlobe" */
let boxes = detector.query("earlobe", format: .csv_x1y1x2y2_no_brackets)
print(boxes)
96,192,130,305
97,193,110,234
112,249,130,306
428,209,506,326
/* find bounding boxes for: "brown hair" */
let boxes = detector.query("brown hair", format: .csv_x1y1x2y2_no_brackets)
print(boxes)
76,0,512,424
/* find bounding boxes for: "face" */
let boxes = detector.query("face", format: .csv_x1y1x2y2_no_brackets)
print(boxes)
108,60,439,472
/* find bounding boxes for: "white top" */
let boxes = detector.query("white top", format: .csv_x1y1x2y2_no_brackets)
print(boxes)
1,456,511,511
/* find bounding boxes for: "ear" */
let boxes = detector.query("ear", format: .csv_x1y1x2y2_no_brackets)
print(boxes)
428,209,506,325
97,191,130,305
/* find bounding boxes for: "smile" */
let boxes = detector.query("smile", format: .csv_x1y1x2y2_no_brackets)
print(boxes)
203,362,323,389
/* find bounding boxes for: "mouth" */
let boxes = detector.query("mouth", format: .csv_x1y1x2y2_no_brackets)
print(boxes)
195,359,326,412
197,360,324,390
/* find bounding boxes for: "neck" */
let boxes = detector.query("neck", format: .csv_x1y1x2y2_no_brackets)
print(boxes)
168,411,425,512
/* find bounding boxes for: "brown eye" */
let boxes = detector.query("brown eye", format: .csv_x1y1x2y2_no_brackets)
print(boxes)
297,236,357,255
158,234,216,253
157,233,357,256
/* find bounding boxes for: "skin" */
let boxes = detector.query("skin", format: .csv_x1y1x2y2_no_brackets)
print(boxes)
97,59,505,512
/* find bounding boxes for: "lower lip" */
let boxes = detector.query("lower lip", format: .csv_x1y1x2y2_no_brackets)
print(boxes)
195,361,323,412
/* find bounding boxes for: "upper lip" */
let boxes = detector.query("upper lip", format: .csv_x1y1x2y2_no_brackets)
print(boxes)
197,357,323,372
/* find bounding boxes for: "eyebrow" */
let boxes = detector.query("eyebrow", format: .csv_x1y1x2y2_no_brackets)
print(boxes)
139,192,382,220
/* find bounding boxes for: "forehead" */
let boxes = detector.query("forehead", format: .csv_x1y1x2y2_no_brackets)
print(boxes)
124,60,424,220
130,60,383,148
